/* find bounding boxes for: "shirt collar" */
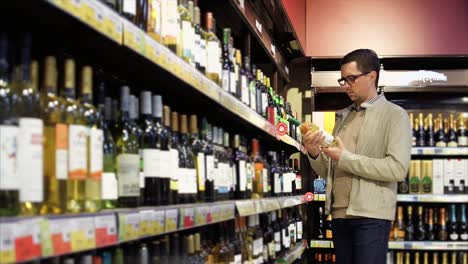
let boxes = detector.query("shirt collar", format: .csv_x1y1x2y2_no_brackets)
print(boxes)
351,93,384,112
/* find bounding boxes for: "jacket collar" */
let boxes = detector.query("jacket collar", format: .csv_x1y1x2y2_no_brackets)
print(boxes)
336,94,386,120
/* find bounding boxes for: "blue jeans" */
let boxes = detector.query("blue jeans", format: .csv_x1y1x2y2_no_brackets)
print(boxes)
332,218,391,264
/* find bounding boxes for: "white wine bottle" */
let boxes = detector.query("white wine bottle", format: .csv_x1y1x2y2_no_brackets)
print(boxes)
62,59,86,213
300,122,337,147
101,97,117,209
80,66,103,212
40,56,68,214
16,34,44,215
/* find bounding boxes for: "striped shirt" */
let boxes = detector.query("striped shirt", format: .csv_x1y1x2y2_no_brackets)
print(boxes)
351,93,384,112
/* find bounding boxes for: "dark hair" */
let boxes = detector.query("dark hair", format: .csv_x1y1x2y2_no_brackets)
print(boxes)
340,49,380,88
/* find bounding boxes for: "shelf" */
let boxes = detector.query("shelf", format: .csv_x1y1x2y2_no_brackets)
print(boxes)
397,194,468,203
411,147,468,156
277,242,306,264
309,240,468,251
0,196,305,263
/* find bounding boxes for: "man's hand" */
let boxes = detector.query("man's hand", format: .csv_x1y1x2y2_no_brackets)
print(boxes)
303,130,325,158
322,137,345,161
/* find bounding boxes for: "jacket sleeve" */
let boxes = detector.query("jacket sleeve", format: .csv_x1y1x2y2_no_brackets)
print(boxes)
308,152,329,178
336,109,411,182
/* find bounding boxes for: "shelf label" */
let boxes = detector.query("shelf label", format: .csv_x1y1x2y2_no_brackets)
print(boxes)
211,205,222,222
312,240,331,248
152,211,165,235
61,0,84,20
94,214,117,247
223,204,236,220
123,19,146,55
70,216,95,252
119,212,141,241
139,210,154,236
0,221,16,264
102,3,123,43
13,218,42,262
255,19,262,35
181,208,195,228
165,209,178,232
82,0,104,31
261,199,281,212
47,218,72,256
235,200,256,216
195,206,209,226
145,35,162,65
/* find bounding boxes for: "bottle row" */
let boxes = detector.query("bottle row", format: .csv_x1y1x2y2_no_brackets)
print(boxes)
0,34,303,217
96,0,299,134
410,112,467,148
311,253,336,264
388,251,467,264
391,204,468,242
398,159,468,195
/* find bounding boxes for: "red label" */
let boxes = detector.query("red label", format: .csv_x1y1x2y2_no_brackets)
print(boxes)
304,192,314,202
184,216,194,228
51,233,71,255
95,228,117,247
206,213,212,224
267,107,275,125
15,236,41,262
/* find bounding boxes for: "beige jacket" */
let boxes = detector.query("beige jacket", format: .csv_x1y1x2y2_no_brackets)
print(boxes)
308,96,411,220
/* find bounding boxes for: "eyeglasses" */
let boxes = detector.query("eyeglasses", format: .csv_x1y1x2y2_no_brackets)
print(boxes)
337,72,370,86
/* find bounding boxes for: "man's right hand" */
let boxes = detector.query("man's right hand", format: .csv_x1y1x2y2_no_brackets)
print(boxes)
303,130,326,158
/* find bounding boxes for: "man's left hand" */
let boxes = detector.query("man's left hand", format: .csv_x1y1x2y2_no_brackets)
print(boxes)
322,137,346,161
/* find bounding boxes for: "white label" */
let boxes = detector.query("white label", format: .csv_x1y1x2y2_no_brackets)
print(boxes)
241,75,248,104
161,0,179,39
206,155,215,181
255,19,262,34
296,175,302,190
196,153,206,190
450,233,459,241
69,124,88,179
200,39,207,69
143,149,170,178
139,171,145,188
194,33,201,65
261,93,268,115
253,238,263,256
231,165,237,190
0,125,19,189
282,228,290,248
18,118,43,202
249,82,256,110
274,232,281,252
238,160,247,191
102,172,118,200
234,254,242,264
246,162,253,191
169,149,179,181
262,168,268,193
187,168,198,194
222,69,230,91
296,221,303,240
182,21,192,58
117,154,140,197
458,136,468,146
274,173,281,194
230,72,236,94
289,223,296,242
123,0,136,15
56,149,68,180
206,41,219,74
90,128,103,177
461,233,468,240
283,173,293,193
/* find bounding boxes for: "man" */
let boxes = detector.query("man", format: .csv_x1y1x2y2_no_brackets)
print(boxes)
303,49,411,264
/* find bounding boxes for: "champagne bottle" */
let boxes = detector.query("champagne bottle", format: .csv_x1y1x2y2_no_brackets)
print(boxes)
80,66,103,212
41,56,67,214
457,114,468,147
460,204,468,241
410,113,416,147
417,113,426,147
426,208,435,241
0,33,19,216
447,114,458,147
421,160,433,194
435,114,447,147
396,206,405,241
439,207,448,241
409,160,421,194
448,204,459,241
406,206,415,240
426,113,435,147
416,206,426,241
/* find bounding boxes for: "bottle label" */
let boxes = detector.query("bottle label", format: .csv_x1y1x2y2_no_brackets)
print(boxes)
176,168,188,193
139,171,145,188
194,32,200,65
148,0,161,35
262,168,268,193
268,241,275,259
254,163,264,193
200,38,207,69
18,118,44,202
123,0,136,15
230,71,236,94
206,41,219,74
231,164,237,191
449,233,459,241
0,125,19,190
241,75,248,104
297,221,303,240
421,176,432,193
222,69,230,91
458,136,468,146
274,232,281,252
295,175,302,190
283,173,293,193
314,178,326,194
196,153,206,191
169,148,179,190
55,124,68,180
246,162,253,191
102,172,118,200
90,128,103,180
186,168,198,194
238,160,247,191
261,92,268,115
282,228,291,248
143,149,170,178
206,154,215,181
68,124,88,180
116,154,140,197
181,21,192,59
249,81,256,110
274,173,281,194
289,223,296,242
253,238,263,256
161,0,179,40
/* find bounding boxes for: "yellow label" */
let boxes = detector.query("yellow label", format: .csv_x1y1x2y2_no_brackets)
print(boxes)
81,2,96,27
139,220,150,236
62,0,84,20
165,218,177,232
0,250,15,264
196,212,205,225
124,223,140,241
71,231,94,251
103,15,122,44
154,221,164,235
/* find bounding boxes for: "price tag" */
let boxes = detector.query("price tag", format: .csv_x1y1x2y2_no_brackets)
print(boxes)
211,206,221,222
152,211,165,235
13,218,42,262
180,208,195,228
313,240,331,248
195,206,209,226
235,200,255,216
145,35,162,65
165,209,178,232
102,5,123,43
61,0,84,20
255,19,262,35
423,148,435,155
94,214,117,247
254,200,263,214
139,210,154,236
82,0,104,31
270,44,276,57
119,212,141,241
0,221,16,264
47,218,72,256
70,217,95,252
123,20,146,55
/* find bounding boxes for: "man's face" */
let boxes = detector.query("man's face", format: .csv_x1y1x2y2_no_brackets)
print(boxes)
340,61,375,104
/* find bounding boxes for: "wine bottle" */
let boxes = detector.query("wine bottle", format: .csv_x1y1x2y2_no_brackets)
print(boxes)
16,35,44,215
40,56,67,215
317,207,325,240
435,114,447,147
161,0,179,53
0,33,19,216
426,208,435,241
448,204,459,241
178,114,197,203
233,134,247,199
189,115,205,202
115,86,140,207
410,113,416,147
325,214,333,239
405,206,415,240
205,12,220,84
80,66,103,213
164,106,177,205
396,206,406,241
251,139,264,198
426,113,435,146
448,114,458,147
439,207,448,241
416,206,426,241
101,97,117,209
460,204,468,241
179,0,193,63
409,160,421,194
417,113,426,147
457,114,468,147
